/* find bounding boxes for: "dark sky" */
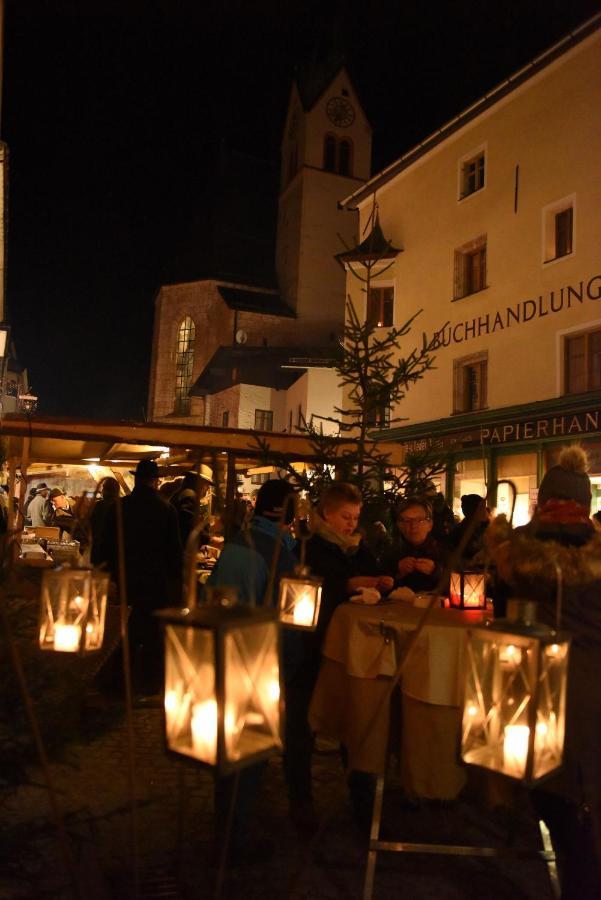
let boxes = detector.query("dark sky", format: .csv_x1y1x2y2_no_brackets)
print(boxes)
4,0,601,420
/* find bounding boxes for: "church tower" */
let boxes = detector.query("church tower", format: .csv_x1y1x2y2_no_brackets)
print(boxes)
275,65,372,336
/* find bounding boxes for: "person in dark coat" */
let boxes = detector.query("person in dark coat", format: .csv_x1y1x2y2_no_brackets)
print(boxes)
489,446,601,899
169,468,212,548
90,477,120,565
300,483,393,830
447,493,490,563
381,496,447,593
98,459,183,694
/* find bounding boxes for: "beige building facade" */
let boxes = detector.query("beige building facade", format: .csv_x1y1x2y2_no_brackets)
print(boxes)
341,15,601,522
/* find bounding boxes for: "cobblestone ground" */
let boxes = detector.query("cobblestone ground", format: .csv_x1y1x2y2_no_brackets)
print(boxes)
0,693,555,900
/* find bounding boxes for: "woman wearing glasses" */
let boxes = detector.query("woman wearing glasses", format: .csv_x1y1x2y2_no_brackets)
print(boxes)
381,496,447,593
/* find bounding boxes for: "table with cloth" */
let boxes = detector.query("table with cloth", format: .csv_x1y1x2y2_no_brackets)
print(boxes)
308,599,487,800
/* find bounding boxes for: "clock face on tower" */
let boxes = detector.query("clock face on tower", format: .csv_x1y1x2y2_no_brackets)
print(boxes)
326,96,355,128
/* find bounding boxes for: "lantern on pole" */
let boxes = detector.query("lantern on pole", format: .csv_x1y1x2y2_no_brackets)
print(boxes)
156,600,282,772
449,569,487,610
278,566,323,630
461,601,570,783
39,566,108,653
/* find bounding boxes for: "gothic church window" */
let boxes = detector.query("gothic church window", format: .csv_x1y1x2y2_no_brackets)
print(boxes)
174,316,195,416
323,135,353,176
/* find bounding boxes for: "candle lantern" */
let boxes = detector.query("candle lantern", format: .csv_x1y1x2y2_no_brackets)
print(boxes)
278,566,323,631
449,569,487,610
156,602,282,773
39,567,108,653
461,601,570,783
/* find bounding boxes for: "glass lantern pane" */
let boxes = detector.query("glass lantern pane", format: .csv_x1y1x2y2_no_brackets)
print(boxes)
279,578,322,630
164,624,217,764
84,573,108,651
532,641,569,779
40,570,89,652
224,621,281,762
462,631,537,778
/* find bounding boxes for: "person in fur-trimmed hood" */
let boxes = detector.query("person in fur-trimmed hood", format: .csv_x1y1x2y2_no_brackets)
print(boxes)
487,445,601,900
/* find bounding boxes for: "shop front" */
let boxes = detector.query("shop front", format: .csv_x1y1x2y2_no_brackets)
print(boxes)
384,392,601,526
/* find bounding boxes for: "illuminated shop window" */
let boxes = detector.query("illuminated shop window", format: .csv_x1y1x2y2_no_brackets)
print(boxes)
564,327,601,394
453,352,488,413
454,236,487,299
367,286,394,327
174,317,195,416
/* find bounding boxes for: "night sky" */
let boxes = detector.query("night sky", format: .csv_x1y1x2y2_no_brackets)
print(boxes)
5,0,601,420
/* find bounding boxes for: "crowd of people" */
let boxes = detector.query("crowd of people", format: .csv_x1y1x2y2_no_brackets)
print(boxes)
19,450,601,895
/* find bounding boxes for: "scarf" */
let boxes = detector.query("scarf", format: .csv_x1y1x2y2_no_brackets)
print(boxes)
311,511,362,555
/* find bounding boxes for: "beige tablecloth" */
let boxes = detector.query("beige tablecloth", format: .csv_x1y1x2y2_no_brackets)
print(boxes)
309,599,487,799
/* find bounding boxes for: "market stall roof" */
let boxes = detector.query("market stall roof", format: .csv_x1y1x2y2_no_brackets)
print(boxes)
0,414,406,468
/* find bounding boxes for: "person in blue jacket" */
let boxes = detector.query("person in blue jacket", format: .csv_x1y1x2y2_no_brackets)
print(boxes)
207,478,299,865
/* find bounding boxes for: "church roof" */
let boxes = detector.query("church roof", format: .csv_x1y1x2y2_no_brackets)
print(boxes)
335,215,401,265
217,286,295,318
295,52,346,111
191,346,340,396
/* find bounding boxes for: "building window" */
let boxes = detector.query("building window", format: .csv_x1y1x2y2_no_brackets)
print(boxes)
288,409,293,432
453,353,488,413
174,316,195,416
323,135,353,177
454,236,487,299
460,151,485,198
254,409,273,431
365,387,391,428
367,286,394,327
251,472,270,485
222,410,229,428
544,198,574,263
564,327,601,394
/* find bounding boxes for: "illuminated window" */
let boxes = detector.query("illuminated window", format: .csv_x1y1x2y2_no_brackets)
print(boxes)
565,327,601,394
365,389,391,428
460,151,485,198
544,197,574,263
174,317,195,416
367,286,394,327
454,353,488,413
454,236,487,299
254,409,273,431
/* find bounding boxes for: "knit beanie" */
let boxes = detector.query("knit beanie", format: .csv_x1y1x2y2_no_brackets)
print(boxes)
537,446,592,511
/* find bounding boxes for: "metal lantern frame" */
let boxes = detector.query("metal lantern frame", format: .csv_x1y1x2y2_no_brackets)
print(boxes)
157,603,283,774
449,569,487,610
39,565,108,654
461,618,570,785
278,565,323,631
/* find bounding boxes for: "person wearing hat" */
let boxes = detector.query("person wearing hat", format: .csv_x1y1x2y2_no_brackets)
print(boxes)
47,487,77,536
487,445,601,898
169,467,213,548
27,483,51,527
97,458,183,695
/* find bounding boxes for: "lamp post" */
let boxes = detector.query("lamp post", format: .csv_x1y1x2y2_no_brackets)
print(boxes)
461,600,569,783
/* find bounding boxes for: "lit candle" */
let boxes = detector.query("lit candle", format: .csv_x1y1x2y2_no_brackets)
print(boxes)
191,700,218,762
54,623,81,652
503,724,530,776
293,592,315,627
499,643,522,668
